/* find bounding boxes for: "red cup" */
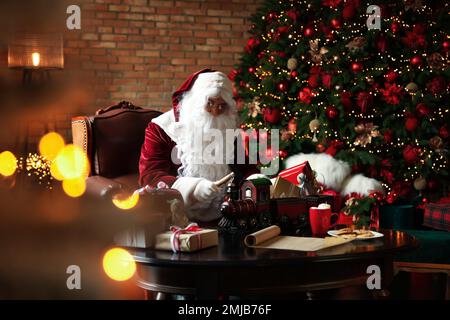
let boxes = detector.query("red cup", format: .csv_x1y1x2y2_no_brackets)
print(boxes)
309,206,338,237
336,212,354,226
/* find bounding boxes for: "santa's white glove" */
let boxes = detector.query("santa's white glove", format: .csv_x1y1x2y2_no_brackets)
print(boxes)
192,179,220,202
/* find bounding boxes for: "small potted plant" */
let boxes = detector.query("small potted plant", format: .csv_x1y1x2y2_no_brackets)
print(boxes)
343,192,384,230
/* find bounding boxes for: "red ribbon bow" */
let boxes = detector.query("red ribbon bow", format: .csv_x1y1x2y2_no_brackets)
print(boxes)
169,223,203,253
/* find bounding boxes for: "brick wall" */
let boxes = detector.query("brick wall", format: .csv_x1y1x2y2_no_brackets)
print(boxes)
65,0,261,111
0,0,261,152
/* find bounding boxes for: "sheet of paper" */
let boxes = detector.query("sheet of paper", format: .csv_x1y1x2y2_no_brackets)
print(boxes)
245,225,352,251
249,236,351,251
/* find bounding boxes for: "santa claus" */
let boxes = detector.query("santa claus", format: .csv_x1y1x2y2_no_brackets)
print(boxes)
139,69,258,223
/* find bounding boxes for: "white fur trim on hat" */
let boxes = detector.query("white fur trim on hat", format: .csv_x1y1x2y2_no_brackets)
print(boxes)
189,71,233,96
341,174,384,197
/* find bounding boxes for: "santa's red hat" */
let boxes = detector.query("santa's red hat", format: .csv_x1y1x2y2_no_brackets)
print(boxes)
172,68,215,122
172,68,234,122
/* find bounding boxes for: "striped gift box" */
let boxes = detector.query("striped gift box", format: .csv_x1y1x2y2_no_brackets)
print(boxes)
423,202,450,232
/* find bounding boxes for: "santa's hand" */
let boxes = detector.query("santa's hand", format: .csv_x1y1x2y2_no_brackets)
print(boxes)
193,179,220,202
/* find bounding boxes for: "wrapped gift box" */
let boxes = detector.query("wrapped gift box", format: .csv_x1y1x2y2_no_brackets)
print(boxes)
423,203,450,232
272,176,300,198
155,229,218,252
279,161,314,185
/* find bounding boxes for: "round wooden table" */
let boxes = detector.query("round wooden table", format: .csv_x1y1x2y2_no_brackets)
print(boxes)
129,229,417,299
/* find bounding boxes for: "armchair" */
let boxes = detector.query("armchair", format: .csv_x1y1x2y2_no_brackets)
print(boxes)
71,100,161,198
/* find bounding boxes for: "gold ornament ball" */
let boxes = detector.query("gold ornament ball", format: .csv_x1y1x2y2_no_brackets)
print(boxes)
405,82,418,94
309,119,320,131
287,57,298,71
429,136,443,150
413,177,427,191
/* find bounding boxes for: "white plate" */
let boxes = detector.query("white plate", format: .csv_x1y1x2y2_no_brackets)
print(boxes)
327,230,384,240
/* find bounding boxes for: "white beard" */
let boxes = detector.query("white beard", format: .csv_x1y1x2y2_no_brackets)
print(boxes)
176,88,238,182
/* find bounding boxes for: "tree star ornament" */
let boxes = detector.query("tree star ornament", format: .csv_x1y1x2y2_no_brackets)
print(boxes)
346,36,366,52
354,123,380,147
429,136,444,151
308,39,328,63
247,97,261,118
427,52,447,71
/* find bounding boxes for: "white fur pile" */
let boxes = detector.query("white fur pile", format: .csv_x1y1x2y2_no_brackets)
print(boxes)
341,174,383,196
284,153,384,196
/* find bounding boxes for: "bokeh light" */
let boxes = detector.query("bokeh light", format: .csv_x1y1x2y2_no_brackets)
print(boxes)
50,160,65,181
32,52,40,67
62,177,86,198
52,144,90,180
0,151,18,177
39,132,65,161
112,192,139,210
102,248,136,282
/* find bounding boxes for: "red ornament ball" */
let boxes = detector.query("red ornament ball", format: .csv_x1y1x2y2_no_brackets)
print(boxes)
326,105,339,119
288,118,297,132
267,12,278,21
403,145,420,164
263,107,281,124
316,144,326,153
248,67,255,73
385,70,398,82
342,4,356,20
304,27,313,36
405,117,419,131
279,150,288,159
391,22,400,33
331,18,341,29
439,126,449,139
351,62,363,72
410,56,422,66
443,41,449,51
415,103,430,117
290,70,298,78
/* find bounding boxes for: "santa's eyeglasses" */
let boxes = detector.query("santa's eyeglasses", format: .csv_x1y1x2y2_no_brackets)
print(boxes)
206,100,228,112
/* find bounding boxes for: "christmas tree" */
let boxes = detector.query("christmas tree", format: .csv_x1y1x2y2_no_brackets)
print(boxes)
232,0,449,202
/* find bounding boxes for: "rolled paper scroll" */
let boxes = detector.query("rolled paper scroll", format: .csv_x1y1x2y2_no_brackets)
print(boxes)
244,225,281,246
214,172,235,187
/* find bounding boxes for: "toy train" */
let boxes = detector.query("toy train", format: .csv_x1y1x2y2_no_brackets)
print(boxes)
218,178,334,236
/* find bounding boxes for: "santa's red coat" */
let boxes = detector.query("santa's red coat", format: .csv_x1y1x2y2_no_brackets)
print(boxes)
138,119,258,188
